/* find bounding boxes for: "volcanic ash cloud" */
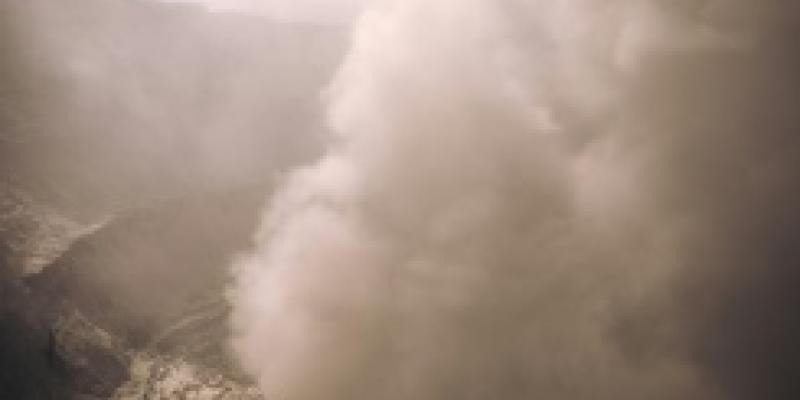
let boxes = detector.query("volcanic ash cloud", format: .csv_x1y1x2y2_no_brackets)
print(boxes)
229,1,800,399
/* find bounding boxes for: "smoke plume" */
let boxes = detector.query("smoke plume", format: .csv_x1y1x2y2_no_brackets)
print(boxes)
230,1,800,399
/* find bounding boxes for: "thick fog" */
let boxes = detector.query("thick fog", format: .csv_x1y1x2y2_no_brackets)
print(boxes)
1,0,799,399
0,0,345,220
229,1,800,399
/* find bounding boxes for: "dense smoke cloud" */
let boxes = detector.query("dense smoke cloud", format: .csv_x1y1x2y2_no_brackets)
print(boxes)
230,1,799,399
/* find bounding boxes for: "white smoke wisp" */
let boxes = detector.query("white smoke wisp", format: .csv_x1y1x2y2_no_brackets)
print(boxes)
229,1,765,399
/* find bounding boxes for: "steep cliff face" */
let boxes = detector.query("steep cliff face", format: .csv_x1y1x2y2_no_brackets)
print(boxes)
0,183,94,276
30,187,267,345
49,309,131,397
0,185,270,399
0,180,101,399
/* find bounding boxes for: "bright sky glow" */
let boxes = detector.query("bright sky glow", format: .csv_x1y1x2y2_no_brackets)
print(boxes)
158,0,364,24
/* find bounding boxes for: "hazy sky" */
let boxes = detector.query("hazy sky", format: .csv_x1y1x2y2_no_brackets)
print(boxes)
159,0,365,23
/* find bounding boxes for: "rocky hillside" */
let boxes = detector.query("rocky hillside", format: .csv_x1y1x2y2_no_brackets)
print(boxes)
2,184,271,399
0,182,96,276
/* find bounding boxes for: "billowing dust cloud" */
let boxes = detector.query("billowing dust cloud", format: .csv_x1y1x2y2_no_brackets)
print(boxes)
230,1,800,399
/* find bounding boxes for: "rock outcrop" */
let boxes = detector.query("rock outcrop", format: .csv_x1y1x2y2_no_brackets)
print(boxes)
1,185,269,398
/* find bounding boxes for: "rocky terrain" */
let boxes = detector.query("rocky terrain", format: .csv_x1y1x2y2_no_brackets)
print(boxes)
0,183,97,276
1,184,270,399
